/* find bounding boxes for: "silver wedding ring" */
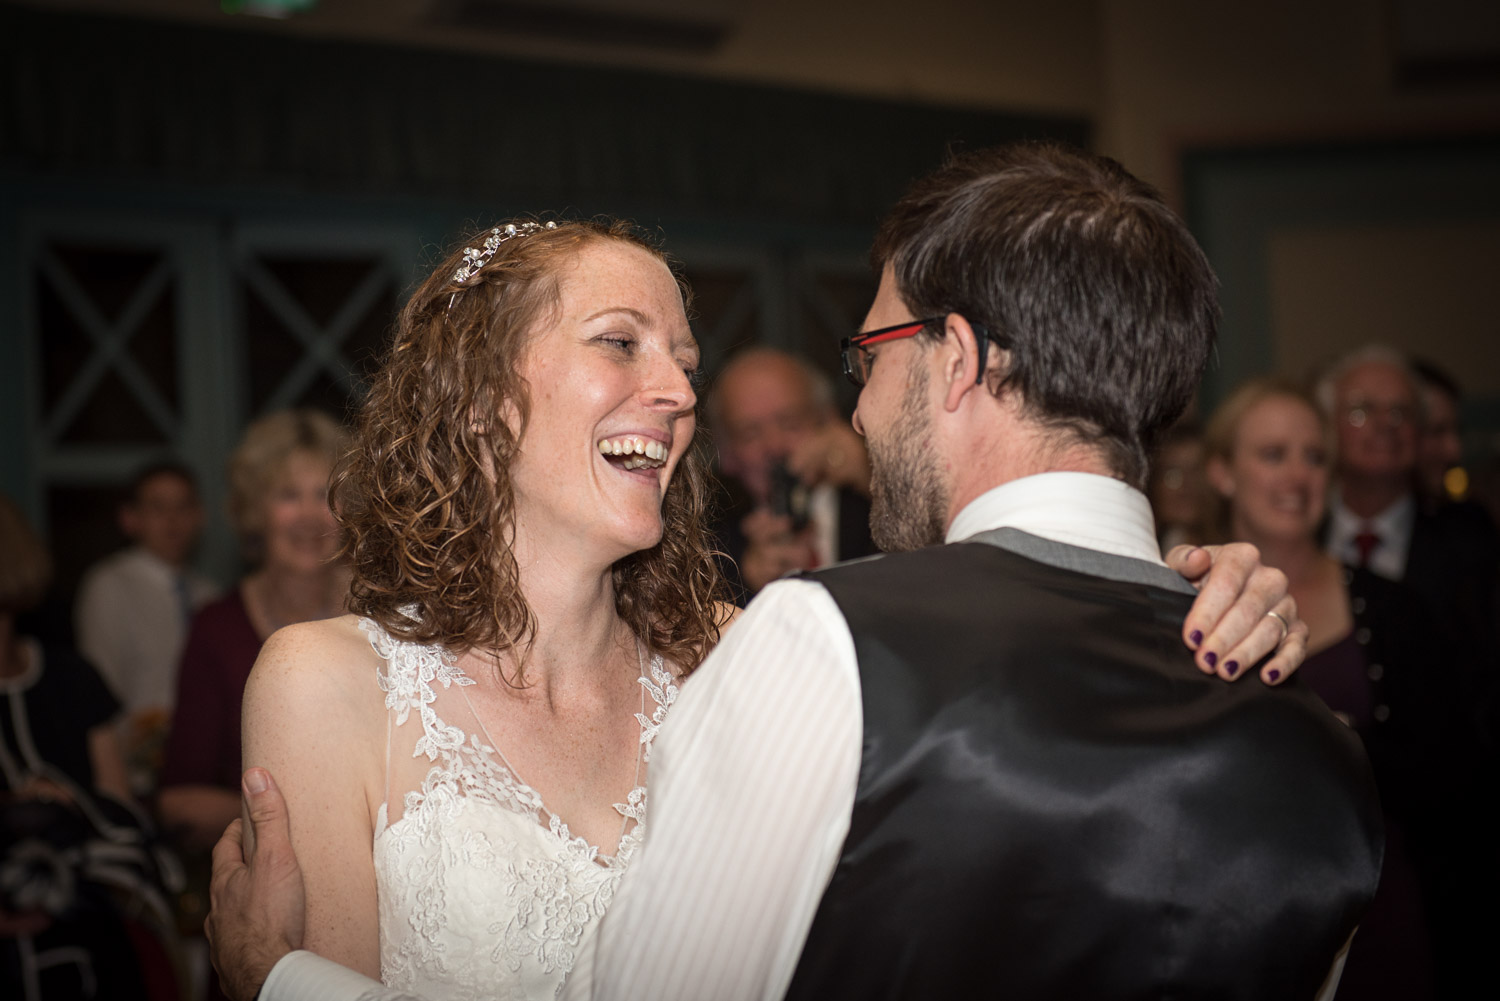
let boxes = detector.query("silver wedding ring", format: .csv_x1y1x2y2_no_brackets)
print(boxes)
1266,610,1290,643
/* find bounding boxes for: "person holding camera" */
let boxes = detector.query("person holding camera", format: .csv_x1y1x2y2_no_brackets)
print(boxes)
709,348,879,601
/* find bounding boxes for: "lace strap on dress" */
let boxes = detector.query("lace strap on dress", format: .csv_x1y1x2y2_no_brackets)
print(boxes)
609,653,679,863
360,617,474,759
634,654,678,763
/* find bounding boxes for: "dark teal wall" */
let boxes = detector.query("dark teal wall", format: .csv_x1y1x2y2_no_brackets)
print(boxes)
1186,138,1500,397
1183,137,1500,449
0,2,1090,511
0,3,1087,230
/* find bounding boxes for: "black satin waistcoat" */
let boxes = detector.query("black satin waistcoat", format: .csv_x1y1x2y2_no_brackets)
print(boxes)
783,531,1383,1001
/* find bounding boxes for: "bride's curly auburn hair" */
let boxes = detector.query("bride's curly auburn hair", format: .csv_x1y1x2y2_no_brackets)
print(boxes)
332,218,727,677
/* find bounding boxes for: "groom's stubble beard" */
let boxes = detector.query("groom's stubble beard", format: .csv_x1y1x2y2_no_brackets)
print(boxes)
867,359,949,553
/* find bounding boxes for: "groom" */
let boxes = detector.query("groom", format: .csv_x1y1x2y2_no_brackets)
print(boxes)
209,143,1379,1001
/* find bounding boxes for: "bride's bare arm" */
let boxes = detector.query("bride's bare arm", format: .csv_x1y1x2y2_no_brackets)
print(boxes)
241,618,386,979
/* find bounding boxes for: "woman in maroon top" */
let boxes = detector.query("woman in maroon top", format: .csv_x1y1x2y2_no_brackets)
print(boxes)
1203,378,1443,1001
158,410,349,851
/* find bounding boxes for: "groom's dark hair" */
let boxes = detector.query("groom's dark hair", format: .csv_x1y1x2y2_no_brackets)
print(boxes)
872,141,1220,488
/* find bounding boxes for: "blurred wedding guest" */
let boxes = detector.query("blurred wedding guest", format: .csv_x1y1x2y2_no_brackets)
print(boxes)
1205,378,1444,1000
158,410,348,850
1317,346,1422,579
1411,359,1478,507
1317,349,1499,996
1,495,172,1001
75,462,217,795
708,348,878,601
1317,346,1498,595
1147,421,1208,551
1317,347,1498,661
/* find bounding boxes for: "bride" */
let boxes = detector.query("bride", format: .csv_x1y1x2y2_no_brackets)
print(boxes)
233,217,1307,1001
241,218,728,999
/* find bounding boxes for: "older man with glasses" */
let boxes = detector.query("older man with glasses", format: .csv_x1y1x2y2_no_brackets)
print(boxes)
1316,344,1500,998
1316,347,1424,578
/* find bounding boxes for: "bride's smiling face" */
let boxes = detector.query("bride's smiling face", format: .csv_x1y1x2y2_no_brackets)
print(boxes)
505,239,699,566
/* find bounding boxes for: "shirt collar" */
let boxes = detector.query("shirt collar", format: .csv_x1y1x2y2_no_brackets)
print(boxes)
945,472,1166,566
1327,490,1416,544
1325,489,1415,579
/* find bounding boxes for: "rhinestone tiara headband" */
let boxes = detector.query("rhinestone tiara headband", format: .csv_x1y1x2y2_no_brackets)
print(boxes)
448,220,558,306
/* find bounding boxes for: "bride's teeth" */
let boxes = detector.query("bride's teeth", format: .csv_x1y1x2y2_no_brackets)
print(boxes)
597,437,670,466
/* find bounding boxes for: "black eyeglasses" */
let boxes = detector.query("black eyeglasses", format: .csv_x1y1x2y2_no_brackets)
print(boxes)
839,316,994,388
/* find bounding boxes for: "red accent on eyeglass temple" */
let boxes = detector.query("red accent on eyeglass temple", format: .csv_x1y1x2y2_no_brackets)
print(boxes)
857,322,929,346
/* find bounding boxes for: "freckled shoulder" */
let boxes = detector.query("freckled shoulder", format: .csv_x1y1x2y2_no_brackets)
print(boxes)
242,615,386,977
243,614,389,824
245,614,388,732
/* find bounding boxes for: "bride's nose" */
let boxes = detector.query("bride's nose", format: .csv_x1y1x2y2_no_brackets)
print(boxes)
642,358,696,414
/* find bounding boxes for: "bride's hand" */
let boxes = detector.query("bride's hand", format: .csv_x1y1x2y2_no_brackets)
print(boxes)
1165,542,1308,685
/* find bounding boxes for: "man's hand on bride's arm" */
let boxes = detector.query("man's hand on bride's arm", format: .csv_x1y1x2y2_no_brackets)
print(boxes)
1165,542,1308,686
206,768,306,1001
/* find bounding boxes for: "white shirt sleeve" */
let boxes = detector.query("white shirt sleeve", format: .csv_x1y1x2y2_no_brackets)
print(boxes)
563,578,863,1001
261,950,414,1001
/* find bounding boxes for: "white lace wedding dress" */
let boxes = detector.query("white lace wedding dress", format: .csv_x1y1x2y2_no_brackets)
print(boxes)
363,619,677,1001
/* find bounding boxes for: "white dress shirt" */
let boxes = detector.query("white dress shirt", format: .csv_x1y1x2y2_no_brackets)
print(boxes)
74,545,217,714
1324,491,1415,581
261,472,1169,1001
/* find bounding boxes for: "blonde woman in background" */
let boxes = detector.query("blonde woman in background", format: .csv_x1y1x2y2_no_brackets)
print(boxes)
158,409,349,850
1203,377,1452,1001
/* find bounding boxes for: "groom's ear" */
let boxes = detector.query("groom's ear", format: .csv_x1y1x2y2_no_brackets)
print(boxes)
939,314,998,413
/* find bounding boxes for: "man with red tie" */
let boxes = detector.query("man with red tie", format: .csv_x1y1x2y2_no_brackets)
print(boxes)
1317,345,1500,997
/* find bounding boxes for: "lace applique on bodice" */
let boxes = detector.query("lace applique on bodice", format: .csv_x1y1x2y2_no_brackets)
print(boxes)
364,620,676,1001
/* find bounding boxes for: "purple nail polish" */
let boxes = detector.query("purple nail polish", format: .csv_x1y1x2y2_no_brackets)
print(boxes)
1204,651,1218,668
1267,668,1281,683
1225,660,1239,676
1189,629,1203,647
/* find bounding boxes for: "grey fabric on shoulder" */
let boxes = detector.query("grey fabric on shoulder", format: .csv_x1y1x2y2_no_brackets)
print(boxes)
963,527,1197,596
